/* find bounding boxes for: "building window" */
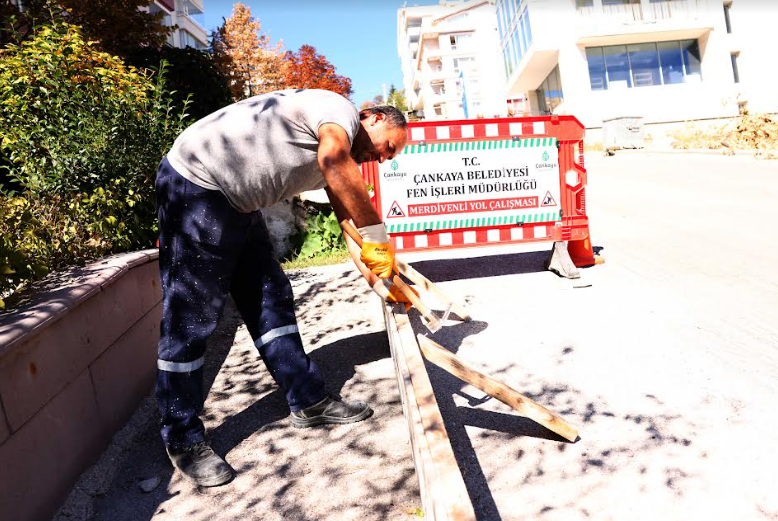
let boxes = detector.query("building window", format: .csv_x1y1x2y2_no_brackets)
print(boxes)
586,40,702,90
681,39,702,82
453,56,477,76
536,65,564,114
629,43,661,87
604,45,632,89
730,52,740,83
499,1,533,78
723,2,732,33
657,41,684,84
179,29,203,49
433,104,444,116
450,33,473,51
586,48,607,90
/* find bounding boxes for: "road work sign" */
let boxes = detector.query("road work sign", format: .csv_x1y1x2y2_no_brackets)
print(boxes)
377,138,561,234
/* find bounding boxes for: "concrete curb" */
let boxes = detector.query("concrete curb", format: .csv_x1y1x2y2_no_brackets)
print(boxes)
0,249,162,521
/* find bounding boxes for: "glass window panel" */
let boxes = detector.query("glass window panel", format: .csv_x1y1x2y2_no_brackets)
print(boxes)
555,66,564,100
657,41,684,84
586,47,608,90
724,3,732,33
628,42,660,87
522,8,532,47
513,23,523,60
604,45,632,89
681,39,702,82
730,53,740,83
497,4,505,41
505,41,514,76
546,66,560,102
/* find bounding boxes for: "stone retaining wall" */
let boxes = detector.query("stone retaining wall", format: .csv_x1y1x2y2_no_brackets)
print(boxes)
0,250,162,521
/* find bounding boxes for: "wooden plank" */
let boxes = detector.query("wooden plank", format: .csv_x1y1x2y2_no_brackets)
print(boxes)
340,221,441,331
386,308,477,521
417,335,580,443
394,258,471,321
340,219,469,321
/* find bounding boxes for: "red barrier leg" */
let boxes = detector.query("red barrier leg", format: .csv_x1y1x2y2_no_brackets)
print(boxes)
567,235,596,267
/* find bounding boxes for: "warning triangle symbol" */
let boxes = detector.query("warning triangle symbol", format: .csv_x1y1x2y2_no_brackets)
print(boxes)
386,201,405,218
541,191,557,207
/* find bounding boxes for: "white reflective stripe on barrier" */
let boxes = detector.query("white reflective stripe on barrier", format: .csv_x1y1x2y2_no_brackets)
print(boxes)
256,325,299,348
157,356,205,373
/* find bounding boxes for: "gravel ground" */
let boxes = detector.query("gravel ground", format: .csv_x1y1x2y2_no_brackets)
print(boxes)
58,264,421,521
400,152,778,521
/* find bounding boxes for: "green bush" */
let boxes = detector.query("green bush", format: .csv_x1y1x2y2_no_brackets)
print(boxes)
0,20,188,194
0,20,189,309
128,46,232,121
297,210,346,260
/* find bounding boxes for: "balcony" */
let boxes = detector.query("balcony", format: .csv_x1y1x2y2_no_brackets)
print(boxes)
575,0,713,46
176,11,208,48
426,63,445,81
178,0,203,15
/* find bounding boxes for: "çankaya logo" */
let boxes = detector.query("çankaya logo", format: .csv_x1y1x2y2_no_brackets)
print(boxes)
536,149,557,170
383,159,406,180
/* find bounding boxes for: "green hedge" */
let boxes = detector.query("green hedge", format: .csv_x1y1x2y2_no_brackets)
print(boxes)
0,20,189,309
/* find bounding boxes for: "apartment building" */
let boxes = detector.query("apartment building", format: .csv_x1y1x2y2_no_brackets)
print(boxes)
498,0,778,130
397,0,511,121
150,0,208,50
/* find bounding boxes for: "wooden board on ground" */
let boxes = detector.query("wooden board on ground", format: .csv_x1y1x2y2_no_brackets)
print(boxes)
385,307,476,521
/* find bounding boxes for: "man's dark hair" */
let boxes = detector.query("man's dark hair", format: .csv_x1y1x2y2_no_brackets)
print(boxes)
359,105,408,129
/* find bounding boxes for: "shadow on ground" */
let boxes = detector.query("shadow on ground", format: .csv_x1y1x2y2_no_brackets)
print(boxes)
410,250,552,283
408,307,700,521
91,268,419,521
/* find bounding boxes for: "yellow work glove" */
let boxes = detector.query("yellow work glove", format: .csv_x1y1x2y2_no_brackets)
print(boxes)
359,223,394,279
387,282,419,312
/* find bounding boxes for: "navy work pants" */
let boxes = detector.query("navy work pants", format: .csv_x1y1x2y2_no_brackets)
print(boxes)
155,158,326,450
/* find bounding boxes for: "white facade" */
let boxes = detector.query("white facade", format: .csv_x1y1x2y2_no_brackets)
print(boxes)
499,0,778,128
150,0,208,50
397,1,511,121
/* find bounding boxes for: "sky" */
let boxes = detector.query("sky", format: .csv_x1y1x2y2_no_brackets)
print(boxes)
202,0,438,106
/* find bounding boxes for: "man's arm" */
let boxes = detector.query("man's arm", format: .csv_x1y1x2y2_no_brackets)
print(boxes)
318,123,380,228
318,123,393,279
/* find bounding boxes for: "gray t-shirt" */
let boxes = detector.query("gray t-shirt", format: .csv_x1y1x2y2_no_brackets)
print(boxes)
166,89,360,213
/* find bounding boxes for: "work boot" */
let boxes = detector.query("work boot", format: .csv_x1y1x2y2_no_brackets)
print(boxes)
290,394,373,428
166,441,234,487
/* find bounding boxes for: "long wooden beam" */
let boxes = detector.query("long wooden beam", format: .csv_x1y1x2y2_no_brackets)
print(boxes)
340,220,469,321
417,335,579,442
393,258,471,321
387,310,477,521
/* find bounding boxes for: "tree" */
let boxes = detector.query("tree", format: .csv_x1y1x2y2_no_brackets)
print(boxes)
388,84,409,113
0,0,170,58
211,3,285,100
282,44,353,99
360,94,385,110
129,46,232,121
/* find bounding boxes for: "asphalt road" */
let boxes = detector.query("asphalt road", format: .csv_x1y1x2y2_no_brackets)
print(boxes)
403,151,778,521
